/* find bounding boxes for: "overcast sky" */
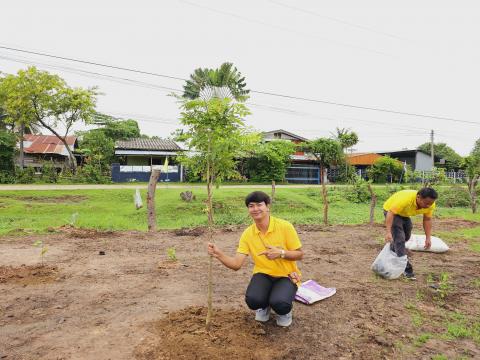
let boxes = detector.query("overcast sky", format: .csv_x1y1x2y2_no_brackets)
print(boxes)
1,0,479,155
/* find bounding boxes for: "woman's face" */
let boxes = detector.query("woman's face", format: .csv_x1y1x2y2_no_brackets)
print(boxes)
247,201,269,221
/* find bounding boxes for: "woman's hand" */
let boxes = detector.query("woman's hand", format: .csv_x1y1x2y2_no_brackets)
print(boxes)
288,271,301,284
207,242,221,258
258,245,282,260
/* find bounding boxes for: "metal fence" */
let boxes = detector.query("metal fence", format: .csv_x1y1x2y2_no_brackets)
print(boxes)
285,166,320,184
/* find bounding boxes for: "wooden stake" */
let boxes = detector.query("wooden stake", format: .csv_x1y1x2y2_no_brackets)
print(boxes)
147,168,161,232
367,183,377,225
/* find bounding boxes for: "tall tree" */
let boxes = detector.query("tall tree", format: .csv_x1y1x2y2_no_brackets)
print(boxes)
176,93,256,330
0,67,97,172
183,62,249,101
417,142,463,170
245,140,295,182
301,138,344,225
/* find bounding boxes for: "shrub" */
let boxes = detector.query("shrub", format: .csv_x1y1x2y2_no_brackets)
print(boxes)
437,186,470,207
344,176,371,203
41,162,58,183
15,166,37,184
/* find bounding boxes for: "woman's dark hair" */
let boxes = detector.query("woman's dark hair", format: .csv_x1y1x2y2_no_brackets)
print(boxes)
245,191,271,207
418,187,438,200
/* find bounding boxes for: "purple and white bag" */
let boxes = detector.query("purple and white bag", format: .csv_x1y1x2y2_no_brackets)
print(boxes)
295,280,336,305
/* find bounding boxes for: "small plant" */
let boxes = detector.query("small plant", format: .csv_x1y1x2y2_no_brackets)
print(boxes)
437,272,453,300
32,240,48,266
431,355,448,360
413,332,432,347
405,302,423,327
69,212,79,226
472,278,480,288
167,247,177,262
415,289,425,301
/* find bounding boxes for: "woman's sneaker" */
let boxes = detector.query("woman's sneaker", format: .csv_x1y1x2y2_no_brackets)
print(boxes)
255,307,271,322
276,311,293,327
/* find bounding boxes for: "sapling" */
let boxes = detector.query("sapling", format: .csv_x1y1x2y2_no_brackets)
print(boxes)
167,247,177,262
32,240,48,266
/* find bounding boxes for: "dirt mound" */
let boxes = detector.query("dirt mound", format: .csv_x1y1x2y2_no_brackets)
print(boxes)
0,264,58,285
56,225,116,239
4,195,88,203
135,306,300,360
174,227,206,237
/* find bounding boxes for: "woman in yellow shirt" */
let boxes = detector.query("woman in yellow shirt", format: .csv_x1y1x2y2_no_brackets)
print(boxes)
208,191,304,327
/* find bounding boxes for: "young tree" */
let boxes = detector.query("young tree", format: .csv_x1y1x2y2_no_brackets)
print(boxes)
464,150,480,214
332,127,359,180
176,95,255,330
0,67,97,172
301,138,344,225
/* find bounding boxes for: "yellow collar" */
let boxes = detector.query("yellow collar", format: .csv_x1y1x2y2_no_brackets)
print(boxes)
254,216,275,235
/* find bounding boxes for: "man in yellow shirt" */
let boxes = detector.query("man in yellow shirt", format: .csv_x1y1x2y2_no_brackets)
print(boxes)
383,187,438,280
208,191,304,327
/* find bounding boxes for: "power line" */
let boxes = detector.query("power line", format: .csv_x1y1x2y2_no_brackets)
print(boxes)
1,44,479,126
267,0,410,42
177,0,390,57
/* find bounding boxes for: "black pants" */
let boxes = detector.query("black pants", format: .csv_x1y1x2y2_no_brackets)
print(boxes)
384,211,414,273
245,273,297,315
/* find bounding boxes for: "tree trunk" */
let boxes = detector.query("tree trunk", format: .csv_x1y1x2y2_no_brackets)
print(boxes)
147,169,161,231
321,165,328,225
19,123,25,169
205,157,215,331
367,183,377,225
468,176,478,214
271,179,276,203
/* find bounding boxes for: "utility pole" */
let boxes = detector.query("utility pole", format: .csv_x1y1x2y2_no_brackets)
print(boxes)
430,129,435,170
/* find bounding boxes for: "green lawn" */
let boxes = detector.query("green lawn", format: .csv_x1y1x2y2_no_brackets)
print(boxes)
0,186,477,235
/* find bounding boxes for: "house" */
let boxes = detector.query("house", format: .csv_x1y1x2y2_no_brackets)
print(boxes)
262,129,322,184
346,152,384,178
18,134,77,170
111,138,183,182
377,149,437,171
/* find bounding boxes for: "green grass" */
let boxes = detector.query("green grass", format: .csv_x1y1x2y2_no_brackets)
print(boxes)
413,332,433,347
405,302,423,328
0,186,477,235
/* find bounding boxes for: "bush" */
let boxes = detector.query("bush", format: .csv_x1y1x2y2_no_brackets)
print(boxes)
76,163,110,184
41,162,58,183
15,166,37,184
344,176,371,203
0,170,15,184
437,186,471,208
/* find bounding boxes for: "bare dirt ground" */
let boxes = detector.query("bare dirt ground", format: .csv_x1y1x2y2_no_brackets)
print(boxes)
1,219,479,360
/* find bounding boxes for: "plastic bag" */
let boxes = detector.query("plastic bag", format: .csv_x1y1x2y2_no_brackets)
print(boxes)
134,189,143,210
406,234,449,253
371,243,407,279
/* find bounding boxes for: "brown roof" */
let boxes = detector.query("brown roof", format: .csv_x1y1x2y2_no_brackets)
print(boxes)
346,153,382,166
23,134,76,156
115,138,181,151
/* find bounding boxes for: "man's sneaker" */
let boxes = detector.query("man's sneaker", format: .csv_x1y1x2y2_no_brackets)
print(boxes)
404,271,416,280
255,307,271,322
276,311,293,327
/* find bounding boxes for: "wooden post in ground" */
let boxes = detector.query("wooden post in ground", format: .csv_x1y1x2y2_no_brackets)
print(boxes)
271,180,276,203
147,168,161,232
367,183,377,225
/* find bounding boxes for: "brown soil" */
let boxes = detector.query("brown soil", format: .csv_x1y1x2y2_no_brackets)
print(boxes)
0,218,479,360
1,195,88,203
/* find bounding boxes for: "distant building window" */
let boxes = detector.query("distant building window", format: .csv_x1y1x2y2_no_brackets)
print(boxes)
274,132,281,139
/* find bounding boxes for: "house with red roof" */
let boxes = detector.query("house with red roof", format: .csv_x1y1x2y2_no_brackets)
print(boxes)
19,134,78,170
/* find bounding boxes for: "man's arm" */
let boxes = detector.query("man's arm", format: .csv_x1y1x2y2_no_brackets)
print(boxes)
385,210,395,243
423,215,432,249
207,242,247,271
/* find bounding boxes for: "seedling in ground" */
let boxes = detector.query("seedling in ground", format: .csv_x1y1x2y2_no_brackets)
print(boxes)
413,332,432,347
167,247,177,262
32,240,48,266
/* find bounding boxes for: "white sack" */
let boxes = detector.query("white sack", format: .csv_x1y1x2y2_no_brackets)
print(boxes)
405,234,449,253
371,243,407,279
134,188,143,210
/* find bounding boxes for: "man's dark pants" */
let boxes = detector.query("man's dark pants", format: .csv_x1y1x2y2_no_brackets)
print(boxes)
245,273,297,315
384,211,414,273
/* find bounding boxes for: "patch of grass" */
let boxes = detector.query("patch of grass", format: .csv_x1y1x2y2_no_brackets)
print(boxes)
413,332,432,347
470,242,480,253
442,311,480,345
416,289,425,301
0,186,476,234
431,355,448,360
471,278,480,289
405,302,423,327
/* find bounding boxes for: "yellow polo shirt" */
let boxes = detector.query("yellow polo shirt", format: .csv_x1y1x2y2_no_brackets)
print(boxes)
383,190,435,218
237,216,302,278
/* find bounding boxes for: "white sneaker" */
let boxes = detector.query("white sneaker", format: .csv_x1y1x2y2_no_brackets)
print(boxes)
276,310,292,327
255,307,271,322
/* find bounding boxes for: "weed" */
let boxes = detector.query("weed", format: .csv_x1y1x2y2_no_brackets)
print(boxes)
413,332,432,347
431,355,448,360
167,247,177,262
32,240,48,266
470,242,480,253
405,302,423,327
437,272,453,300
416,289,425,301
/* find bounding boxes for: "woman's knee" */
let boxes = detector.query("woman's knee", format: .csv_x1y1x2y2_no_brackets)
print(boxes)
245,293,268,310
270,300,292,315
